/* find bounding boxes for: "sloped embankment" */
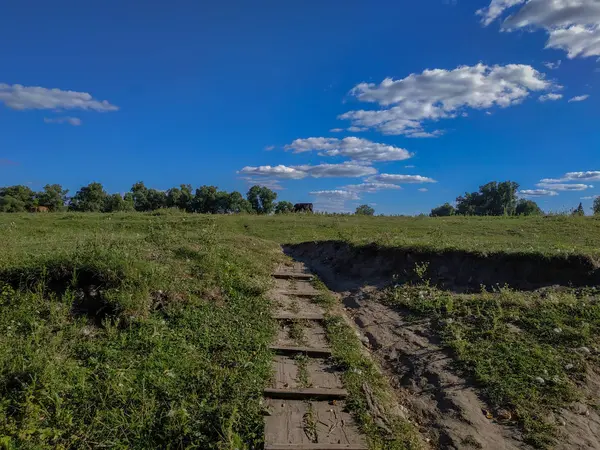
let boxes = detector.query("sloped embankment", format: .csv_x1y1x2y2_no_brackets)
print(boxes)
285,241,600,449
285,240,600,292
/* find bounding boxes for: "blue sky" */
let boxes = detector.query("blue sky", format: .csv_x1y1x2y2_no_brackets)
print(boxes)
1,0,599,214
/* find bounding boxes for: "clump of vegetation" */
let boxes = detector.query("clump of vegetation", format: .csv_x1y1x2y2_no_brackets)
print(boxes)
355,204,375,216
385,283,600,447
431,181,545,217
0,182,287,215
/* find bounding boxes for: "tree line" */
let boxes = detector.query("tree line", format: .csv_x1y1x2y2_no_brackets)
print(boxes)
0,182,299,214
430,181,600,217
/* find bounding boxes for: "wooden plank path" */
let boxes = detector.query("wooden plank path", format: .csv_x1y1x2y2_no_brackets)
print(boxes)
264,264,368,450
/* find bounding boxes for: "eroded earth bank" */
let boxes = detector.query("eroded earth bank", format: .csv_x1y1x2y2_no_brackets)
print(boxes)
286,241,600,450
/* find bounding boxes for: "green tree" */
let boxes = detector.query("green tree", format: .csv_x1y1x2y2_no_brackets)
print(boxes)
355,204,375,216
228,191,253,213
37,184,68,211
593,197,600,216
0,185,36,212
104,193,135,212
147,189,167,211
179,184,194,211
131,182,151,212
247,185,277,214
69,182,108,212
515,199,543,216
275,201,294,214
430,203,455,217
194,185,219,213
456,181,519,216
572,202,585,217
166,187,182,209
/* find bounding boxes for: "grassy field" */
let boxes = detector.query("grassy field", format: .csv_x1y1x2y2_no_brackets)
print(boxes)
1,212,599,448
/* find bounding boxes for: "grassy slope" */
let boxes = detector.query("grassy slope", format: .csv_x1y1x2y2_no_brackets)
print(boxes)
2,212,600,448
222,214,600,258
0,212,282,449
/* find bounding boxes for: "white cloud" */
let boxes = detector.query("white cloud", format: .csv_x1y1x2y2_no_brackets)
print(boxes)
480,0,600,59
541,171,600,183
340,64,553,136
347,126,366,132
0,83,118,112
476,0,526,26
536,182,592,191
329,128,344,133
264,145,275,151
238,165,307,179
519,189,559,197
295,162,378,178
539,93,563,102
341,182,402,193
43,116,82,126
238,162,377,180
284,137,413,162
581,195,599,200
543,60,562,69
418,188,429,192
309,190,361,200
368,174,437,184
547,26,600,58
239,177,285,191
569,94,590,102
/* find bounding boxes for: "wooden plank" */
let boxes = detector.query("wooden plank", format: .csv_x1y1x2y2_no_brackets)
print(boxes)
270,345,332,358
264,387,347,400
272,272,314,280
274,312,325,321
265,445,368,450
278,291,320,298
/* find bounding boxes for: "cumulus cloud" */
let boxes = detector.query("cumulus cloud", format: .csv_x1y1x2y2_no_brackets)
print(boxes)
541,171,600,183
519,189,559,197
284,137,413,162
295,162,378,178
340,64,553,136
536,182,592,191
329,128,344,133
264,145,275,151
418,188,429,192
238,165,307,179
309,190,361,200
0,83,118,112
547,26,600,58
341,182,402,193
569,94,590,102
539,93,563,102
238,162,377,180
479,0,600,59
44,116,82,126
581,195,599,200
368,174,437,184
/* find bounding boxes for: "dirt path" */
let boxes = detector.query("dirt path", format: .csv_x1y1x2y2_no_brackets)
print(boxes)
345,287,529,450
263,262,368,450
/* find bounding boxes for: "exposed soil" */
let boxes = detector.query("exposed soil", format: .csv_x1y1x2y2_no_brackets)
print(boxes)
345,287,528,449
285,241,600,449
285,241,600,292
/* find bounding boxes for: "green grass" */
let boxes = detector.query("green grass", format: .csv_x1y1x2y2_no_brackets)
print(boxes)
385,282,600,448
2,212,600,448
0,212,282,449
